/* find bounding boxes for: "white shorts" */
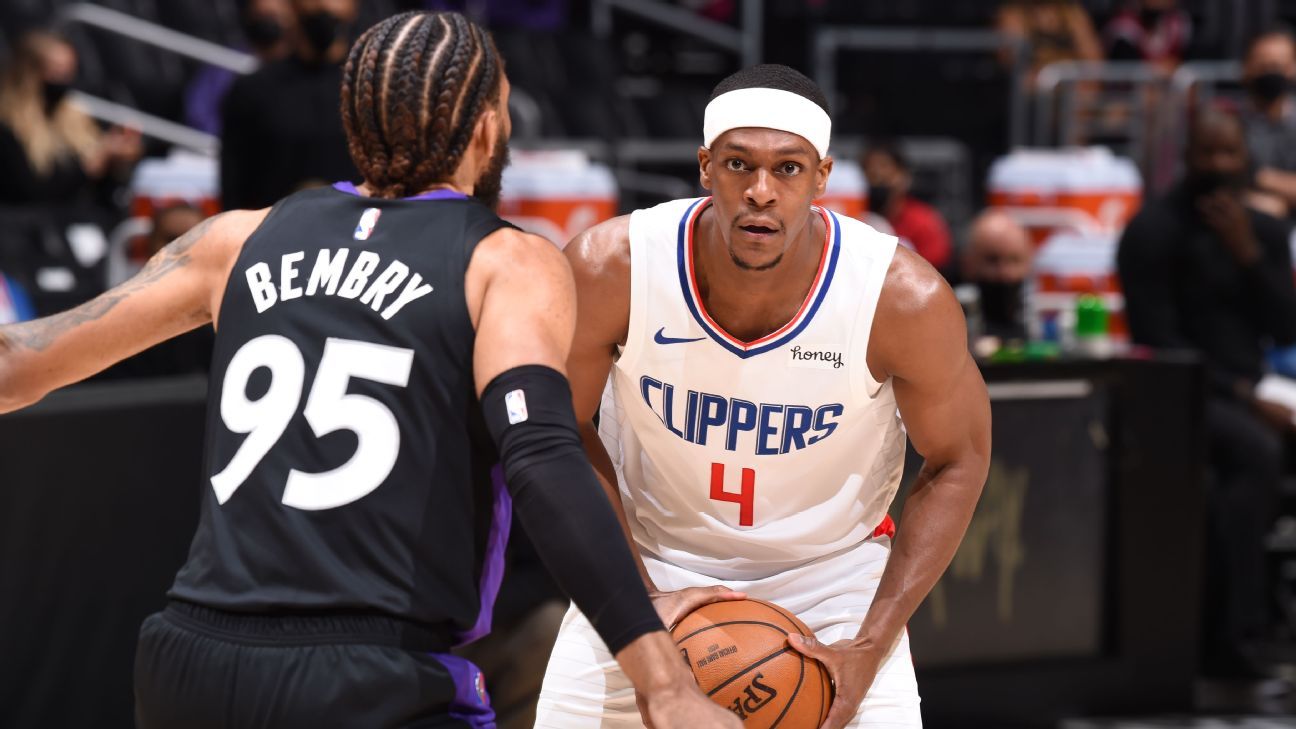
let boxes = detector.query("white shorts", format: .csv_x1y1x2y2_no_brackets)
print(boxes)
534,537,921,728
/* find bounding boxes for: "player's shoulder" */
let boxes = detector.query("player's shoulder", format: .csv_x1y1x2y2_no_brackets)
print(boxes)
565,214,632,287
878,246,959,323
218,207,272,235
869,248,968,379
571,195,690,261
474,226,566,273
197,208,272,265
466,228,572,316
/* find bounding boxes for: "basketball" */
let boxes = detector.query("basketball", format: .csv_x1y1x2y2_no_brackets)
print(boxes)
671,598,832,728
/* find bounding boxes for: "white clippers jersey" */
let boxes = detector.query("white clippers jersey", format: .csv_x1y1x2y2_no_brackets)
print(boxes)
599,197,906,581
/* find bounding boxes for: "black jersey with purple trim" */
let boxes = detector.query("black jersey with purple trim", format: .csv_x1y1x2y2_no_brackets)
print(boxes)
169,183,514,643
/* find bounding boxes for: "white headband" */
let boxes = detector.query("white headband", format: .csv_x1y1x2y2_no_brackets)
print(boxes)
703,87,832,158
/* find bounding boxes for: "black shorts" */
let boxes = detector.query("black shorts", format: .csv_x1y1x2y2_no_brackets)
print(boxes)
134,602,494,729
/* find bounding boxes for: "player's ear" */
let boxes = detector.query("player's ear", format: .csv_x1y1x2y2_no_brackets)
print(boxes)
474,108,500,158
815,155,833,198
698,146,713,191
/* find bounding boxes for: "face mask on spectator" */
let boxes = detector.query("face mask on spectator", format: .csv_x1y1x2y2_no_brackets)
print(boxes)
243,16,284,51
1139,8,1165,27
1186,170,1245,198
977,280,1024,325
868,185,894,217
42,81,70,115
1247,72,1290,104
299,11,344,56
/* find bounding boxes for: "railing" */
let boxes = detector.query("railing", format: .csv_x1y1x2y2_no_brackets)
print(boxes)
1031,61,1174,186
591,0,763,67
69,91,219,155
1032,61,1171,146
53,3,255,154
1030,59,1245,195
812,27,1031,149
58,3,258,74
1159,61,1243,190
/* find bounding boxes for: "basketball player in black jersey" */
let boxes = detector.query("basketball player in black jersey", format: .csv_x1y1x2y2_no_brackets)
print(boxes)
0,12,739,729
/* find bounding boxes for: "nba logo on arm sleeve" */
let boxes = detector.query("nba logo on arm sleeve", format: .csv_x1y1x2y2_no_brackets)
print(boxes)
354,208,382,241
505,389,529,424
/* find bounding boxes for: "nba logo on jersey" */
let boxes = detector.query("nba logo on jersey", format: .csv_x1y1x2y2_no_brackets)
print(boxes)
505,389,529,424
354,207,382,241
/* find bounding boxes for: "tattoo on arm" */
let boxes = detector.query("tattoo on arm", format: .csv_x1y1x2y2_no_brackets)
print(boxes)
0,214,221,353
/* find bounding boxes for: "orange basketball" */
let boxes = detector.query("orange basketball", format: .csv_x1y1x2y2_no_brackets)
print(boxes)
671,598,832,728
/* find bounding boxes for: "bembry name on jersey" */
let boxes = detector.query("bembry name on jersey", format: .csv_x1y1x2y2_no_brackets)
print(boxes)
244,248,434,320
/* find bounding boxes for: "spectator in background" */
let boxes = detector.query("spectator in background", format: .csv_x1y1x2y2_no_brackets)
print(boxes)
1118,108,1296,678
961,209,1034,343
0,30,141,208
100,202,214,379
116,203,208,284
220,0,359,210
146,204,207,258
1102,0,1192,74
995,0,1102,87
1241,28,1296,216
861,141,952,271
185,0,296,136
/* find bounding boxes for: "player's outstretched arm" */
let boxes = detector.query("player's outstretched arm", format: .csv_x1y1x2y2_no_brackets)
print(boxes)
467,227,740,729
788,248,991,729
0,210,264,414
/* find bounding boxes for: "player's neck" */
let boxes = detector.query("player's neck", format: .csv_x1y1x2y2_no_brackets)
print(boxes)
693,208,826,342
352,181,474,198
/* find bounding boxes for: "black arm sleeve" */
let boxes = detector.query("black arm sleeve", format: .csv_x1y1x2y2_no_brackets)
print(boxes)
480,365,664,655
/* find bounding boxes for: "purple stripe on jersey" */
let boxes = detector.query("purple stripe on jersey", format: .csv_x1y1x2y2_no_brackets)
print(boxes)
456,464,512,645
331,181,468,201
430,653,496,728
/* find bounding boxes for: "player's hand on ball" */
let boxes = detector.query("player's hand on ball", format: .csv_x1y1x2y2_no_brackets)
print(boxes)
637,683,744,729
787,633,883,729
636,588,746,729
649,585,747,628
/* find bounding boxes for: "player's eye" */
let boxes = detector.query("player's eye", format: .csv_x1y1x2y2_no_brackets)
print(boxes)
725,158,747,172
779,162,802,176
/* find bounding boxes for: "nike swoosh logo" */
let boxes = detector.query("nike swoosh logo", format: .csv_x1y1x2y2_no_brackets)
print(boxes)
654,327,706,345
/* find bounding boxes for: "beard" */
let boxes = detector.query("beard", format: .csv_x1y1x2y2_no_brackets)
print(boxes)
728,247,784,271
472,136,510,211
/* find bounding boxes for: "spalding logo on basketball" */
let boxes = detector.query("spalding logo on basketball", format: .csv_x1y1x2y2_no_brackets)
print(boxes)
671,598,832,728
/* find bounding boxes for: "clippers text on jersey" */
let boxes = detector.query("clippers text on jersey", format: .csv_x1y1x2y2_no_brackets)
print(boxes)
639,375,843,456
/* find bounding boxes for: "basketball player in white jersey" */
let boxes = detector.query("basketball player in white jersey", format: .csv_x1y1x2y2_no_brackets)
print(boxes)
534,65,991,728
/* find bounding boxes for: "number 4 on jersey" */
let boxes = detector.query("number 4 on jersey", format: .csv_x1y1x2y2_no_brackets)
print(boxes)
709,463,755,527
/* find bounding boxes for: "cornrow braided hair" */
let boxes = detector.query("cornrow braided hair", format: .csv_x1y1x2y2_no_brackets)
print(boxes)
341,11,503,198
